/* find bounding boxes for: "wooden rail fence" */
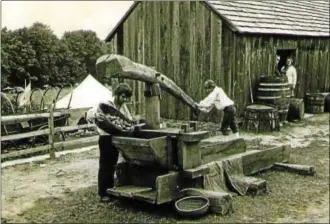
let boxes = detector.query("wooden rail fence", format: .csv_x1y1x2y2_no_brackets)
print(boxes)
1,104,99,160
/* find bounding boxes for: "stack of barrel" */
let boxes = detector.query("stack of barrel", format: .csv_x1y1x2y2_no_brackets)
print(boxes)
255,76,304,122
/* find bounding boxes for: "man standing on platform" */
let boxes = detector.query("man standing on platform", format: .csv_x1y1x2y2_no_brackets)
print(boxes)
87,83,133,203
197,79,239,137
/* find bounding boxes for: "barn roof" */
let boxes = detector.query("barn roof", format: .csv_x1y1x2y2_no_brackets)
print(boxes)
105,1,329,41
206,0,329,37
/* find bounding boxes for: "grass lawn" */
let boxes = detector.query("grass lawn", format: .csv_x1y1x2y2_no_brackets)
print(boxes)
6,139,328,223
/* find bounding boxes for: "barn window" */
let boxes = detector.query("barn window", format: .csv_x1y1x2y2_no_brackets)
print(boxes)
276,49,297,70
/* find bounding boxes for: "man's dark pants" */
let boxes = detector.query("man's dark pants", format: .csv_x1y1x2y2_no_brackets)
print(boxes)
221,105,239,134
98,135,119,197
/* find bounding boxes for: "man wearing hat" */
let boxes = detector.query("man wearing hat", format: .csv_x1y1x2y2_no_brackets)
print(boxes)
197,79,239,136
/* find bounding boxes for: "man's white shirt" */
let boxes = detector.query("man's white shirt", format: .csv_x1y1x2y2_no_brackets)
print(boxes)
198,86,234,113
282,65,297,88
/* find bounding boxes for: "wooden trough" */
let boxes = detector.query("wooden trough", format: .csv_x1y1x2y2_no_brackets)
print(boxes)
108,127,291,210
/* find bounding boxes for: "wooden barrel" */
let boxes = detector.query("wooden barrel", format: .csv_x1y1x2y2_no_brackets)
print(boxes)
324,93,330,113
305,93,324,114
243,104,280,133
287,98,305,121
256,76,291,122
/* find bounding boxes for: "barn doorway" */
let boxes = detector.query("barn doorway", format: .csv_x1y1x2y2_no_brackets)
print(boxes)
276,49,296,71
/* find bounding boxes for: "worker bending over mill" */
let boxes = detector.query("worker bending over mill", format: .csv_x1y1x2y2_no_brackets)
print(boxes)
197,79,239,137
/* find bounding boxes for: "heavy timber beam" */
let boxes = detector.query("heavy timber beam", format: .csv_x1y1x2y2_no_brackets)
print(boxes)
201,138,247,164
183,145,291,177
95,54,199,113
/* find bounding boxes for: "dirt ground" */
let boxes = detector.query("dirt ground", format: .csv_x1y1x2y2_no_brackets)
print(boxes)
1,113,329,223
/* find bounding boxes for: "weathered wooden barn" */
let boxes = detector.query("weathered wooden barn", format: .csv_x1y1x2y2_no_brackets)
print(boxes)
104,1,329,120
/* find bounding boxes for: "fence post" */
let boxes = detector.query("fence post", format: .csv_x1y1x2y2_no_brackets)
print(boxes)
48,103,55,159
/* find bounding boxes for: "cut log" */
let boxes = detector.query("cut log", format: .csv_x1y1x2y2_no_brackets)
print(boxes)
287,98,305,121
180,188,234,215
242,176,268,196
272,163,315,176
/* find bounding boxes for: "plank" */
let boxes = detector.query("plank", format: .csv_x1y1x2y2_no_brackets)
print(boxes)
107,185,152,198
137,2,145,115
241,145,291,175
171,1,180,119
195,2,206,106
134,128,181,138
156,172,181,204
54,136,98,150
1,145,50,159
55,123,96,133
183,165,210,179
189,1,197,120
201,138,247,164
112,136,168,168
133,190,157,204
1,129,50,142
179,1,190,119
1,111,68,125
159,1,168,118
197,145,290,175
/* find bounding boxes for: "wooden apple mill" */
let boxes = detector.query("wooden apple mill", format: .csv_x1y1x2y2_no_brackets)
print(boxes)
95,54,314,216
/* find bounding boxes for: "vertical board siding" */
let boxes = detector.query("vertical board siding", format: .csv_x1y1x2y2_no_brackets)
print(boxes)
171,1,181,119
189,1,197,120
106,2,329,120
179,1,191,119
230,34,329,115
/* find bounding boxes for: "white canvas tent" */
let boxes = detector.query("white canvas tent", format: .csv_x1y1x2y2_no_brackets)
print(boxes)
55,74,114,109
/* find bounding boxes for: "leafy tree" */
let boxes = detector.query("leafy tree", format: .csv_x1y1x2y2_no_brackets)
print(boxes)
61,30,104,78
1,23,106,88
1,27,12,88
56,42,88,84
25,22,61,86
1,23,60,87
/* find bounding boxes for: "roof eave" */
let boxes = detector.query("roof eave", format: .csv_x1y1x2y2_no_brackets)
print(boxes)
237,30,330,38
104,1,140,42
203,1,242,33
